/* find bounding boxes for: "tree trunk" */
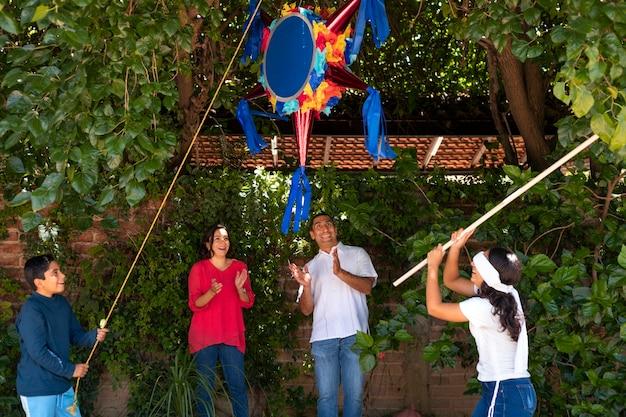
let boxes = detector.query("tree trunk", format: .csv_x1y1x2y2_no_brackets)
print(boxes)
171,1,223,168
480,39,518,165
497,39,550,170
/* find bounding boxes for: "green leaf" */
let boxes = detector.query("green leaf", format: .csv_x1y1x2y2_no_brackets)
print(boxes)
359,353,376,373
522,7,541,25
503,165,522,180
609,65,623,80
552,266,579,288
7,156,25,173
163,19,179,37
511,38,529,62
526,45,543,59
125,181,146,206
621,323,626,341
550,26,568,44
555,334,582,354
394,329,413,343
97,187,115,207
528,254,557,273
553,82,570,104
111,79,125,98
2,68,25,88
71,172,96,194
572,286,591,301
590,113,615,142
609,118,626,151
618,245,626,269
31,187,57,211
571,87,594,118
31,5,50,22
41,173,64,190
20,212,43,232
0,11,20,34
355,331,374,348
7,191,31,207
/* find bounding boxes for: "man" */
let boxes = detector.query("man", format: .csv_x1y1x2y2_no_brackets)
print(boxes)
289,213,377,417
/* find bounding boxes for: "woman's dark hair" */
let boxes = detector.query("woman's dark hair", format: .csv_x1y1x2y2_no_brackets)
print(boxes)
479,247,523,341
200,224,229,259
24,254,55,291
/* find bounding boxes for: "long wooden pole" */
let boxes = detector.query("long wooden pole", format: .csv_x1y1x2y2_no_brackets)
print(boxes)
393,134,599,287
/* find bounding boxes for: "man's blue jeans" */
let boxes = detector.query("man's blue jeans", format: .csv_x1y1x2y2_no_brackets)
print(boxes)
472,377,536,417
311,335,364,417
194,344,248,417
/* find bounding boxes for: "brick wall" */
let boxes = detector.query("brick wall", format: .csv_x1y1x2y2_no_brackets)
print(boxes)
0,224,24,280
0,210,477,417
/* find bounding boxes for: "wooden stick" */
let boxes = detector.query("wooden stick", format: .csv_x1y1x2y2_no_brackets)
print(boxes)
393,134,599,287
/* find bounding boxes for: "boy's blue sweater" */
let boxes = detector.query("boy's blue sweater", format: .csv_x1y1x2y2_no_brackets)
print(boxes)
16,292,96,396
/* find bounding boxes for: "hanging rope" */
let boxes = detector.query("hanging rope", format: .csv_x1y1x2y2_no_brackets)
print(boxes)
68,1,265,413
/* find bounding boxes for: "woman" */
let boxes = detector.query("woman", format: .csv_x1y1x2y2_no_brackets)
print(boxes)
188,224,255,417
426,228,536,417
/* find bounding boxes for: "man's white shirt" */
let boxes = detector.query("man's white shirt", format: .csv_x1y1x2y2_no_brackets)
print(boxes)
299,242,377,343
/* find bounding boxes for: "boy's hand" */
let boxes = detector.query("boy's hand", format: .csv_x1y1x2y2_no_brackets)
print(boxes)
73,364,89,378
96,328,109,342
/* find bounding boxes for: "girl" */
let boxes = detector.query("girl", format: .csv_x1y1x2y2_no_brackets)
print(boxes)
188,224,255,417
426,228,536,417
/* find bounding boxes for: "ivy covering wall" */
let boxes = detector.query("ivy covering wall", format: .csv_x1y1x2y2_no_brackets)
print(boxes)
1,146,625,416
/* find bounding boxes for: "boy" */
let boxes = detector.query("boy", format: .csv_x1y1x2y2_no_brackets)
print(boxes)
16,254,108,417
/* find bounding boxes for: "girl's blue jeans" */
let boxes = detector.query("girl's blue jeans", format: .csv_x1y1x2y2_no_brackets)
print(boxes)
194,344,248,417
472,377,536,417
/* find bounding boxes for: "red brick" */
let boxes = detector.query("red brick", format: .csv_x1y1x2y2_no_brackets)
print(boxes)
0,242,24,254
0,252,22,267
75,230,94,243
92,230,108,243
5,228,21,241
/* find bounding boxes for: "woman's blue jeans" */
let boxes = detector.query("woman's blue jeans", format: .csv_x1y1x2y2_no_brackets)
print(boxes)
311,334,364,417
472,377,536,417
194,344,248,417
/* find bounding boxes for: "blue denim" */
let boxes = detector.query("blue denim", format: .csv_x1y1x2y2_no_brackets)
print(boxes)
311,335,364,417
194,344,248,417
472,378,536,417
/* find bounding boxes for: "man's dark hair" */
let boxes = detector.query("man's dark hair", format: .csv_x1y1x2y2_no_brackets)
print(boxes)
24,254,55,291
308,212,335,230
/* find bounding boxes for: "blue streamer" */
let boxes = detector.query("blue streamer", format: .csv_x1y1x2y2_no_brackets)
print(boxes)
362,87,396,161
281,167,312,234
241,0,265,63
236,99,267,155
349,0,391,64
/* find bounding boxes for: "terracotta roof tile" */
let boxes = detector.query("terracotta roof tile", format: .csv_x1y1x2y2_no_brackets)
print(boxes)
191,135,528,171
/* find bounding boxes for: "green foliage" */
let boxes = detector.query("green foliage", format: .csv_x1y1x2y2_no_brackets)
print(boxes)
552,1,626,154
0,0,257,231
0,274,25,417
444,0,626,155
142,351,218,417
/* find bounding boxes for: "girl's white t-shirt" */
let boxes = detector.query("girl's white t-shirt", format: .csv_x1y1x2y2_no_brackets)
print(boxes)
459,297,530,382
